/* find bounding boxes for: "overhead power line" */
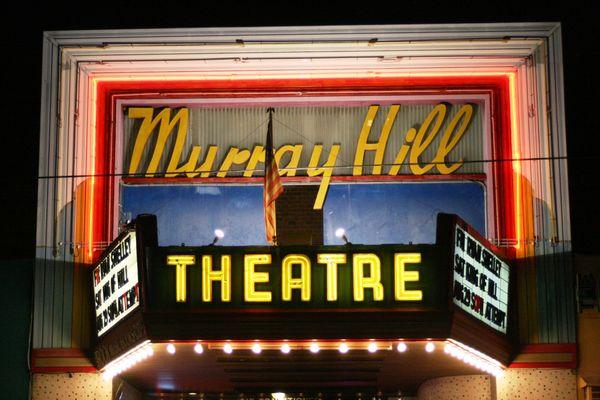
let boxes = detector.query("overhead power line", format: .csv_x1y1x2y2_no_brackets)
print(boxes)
36,155,571,180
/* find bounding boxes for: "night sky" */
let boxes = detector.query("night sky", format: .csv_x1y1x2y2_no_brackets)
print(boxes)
2,1,598,258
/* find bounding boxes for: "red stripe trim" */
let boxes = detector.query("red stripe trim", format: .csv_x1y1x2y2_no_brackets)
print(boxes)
519,344,577,353
32,348,89,358
509,362,576,369
95,77,507,264
509,344,577,369
31,349,98,373
32,366,98,373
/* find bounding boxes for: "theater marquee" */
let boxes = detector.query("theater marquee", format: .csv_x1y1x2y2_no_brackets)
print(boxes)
92,213,513,369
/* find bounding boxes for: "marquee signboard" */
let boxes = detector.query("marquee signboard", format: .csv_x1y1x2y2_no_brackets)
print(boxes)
92,231,140,337
145,244,446,311
452,225,509,333
92,214,513,367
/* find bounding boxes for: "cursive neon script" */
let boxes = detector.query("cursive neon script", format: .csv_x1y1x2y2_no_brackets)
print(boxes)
127,104,474,209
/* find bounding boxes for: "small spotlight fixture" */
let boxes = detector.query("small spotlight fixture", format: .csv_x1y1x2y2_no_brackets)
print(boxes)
334,228,350,244
194,343,204,354
309,343,320,353
280,343,291,354
397,342,407,352
101,342,153,380
367,342,378,353
223,343,233,354
211,229,225,245
252,343,262,354
425,342,435,353
443,341,504,377
338,343,349,354
166,343,176,354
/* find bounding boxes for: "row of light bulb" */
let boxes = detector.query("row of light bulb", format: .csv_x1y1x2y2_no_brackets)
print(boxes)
444,342,504,377
164,341,426,355
101,341,154,380
102,340,503,380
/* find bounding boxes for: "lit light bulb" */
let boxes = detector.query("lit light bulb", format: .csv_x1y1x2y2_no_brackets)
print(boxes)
194,343,204,354
252,343,262,354
211,229,225,245
334,228,349,244
309,343,320,353
338,343,349,353
396,342,407,352
280,343,291,354
425,342,435,353
167,343,176,354
367,342,377,353
223,343,233,354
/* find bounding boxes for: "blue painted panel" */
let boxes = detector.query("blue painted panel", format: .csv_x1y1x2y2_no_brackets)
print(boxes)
122,182,485,247
324,182,486,245
123,185,267,246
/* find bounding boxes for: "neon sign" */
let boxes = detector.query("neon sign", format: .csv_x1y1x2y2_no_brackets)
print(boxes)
126,103,476,209
165,251,423,304
142,242,451,312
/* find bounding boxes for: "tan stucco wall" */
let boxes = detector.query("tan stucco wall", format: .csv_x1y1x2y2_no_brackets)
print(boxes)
496,369,576,399
31,372,111,400
418,374,492,399
418,370,577,400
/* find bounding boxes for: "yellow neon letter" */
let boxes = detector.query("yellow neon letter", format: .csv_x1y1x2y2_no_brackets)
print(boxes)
317,253,347,301
244,254,272,302
275,144,303,177
128,107,191,177
243,146,265,177
307,144,340,210
217,147,252,177
409,104,446,175
184,145,219,178
394,253,423,301
166,255,195,302
353,105,399,176
281,254,311,301
432,104,473,174
202,255,231,302
388,128,416,175
352,254,384,301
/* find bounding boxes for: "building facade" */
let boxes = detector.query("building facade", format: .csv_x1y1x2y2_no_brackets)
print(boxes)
32,23,580,399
